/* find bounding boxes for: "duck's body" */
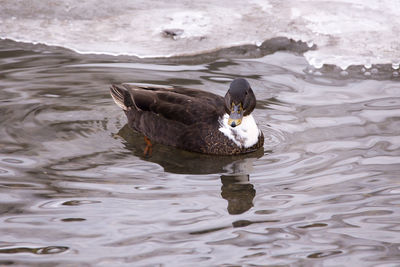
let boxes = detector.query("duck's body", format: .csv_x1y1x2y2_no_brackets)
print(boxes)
110,78,264,155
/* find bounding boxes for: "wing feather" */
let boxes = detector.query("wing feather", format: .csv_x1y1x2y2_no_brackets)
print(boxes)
119,84,225,126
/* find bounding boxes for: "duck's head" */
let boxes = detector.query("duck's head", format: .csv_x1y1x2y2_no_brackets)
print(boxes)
224,78,256,128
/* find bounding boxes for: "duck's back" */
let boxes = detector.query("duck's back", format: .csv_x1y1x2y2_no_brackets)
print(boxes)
110,84,226,151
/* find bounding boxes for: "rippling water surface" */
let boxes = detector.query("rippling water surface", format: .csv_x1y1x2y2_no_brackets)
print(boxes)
1,42,400,266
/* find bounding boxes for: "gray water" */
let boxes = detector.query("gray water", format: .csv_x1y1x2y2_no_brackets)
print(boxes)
1,40,400,266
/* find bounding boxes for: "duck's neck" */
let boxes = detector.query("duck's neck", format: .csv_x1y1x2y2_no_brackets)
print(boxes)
218,114,261,148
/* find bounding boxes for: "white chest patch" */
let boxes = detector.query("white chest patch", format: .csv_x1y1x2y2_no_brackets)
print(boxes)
218,114,261,148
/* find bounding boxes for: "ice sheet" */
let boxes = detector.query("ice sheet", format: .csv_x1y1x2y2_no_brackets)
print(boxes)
0,0,399,68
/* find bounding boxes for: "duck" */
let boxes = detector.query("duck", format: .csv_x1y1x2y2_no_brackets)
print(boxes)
110,78,264,155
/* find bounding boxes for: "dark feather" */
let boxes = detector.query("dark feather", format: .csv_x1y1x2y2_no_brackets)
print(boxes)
110,82,264,155
120,84,226,125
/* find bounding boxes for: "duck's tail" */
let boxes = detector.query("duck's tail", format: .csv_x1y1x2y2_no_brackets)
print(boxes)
110,85,132,111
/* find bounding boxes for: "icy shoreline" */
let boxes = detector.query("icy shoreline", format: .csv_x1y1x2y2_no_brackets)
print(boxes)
1,0,399,69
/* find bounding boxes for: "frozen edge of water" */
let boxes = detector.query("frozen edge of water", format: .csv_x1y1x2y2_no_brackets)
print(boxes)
1,37,399,80
0,0,399,70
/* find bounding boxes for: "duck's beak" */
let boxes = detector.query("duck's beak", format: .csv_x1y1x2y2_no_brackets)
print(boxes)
228,103,243,127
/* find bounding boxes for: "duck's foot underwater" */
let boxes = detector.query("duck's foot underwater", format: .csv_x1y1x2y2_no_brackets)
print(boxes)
143,136,153,157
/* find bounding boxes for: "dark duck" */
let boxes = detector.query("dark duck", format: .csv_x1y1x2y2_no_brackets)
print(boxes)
110,78,264,155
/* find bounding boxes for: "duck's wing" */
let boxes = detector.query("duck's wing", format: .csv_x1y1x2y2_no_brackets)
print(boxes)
110,84,225,125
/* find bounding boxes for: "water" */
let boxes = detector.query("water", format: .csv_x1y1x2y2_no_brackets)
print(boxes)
1,41,400,266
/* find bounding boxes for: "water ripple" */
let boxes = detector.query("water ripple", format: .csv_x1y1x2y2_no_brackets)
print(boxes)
0,48,400,266
0,245,68,255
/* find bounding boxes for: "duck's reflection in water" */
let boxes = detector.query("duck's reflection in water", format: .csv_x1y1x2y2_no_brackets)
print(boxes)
220,159,256,214
221,174,255,214
117,124,262,214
